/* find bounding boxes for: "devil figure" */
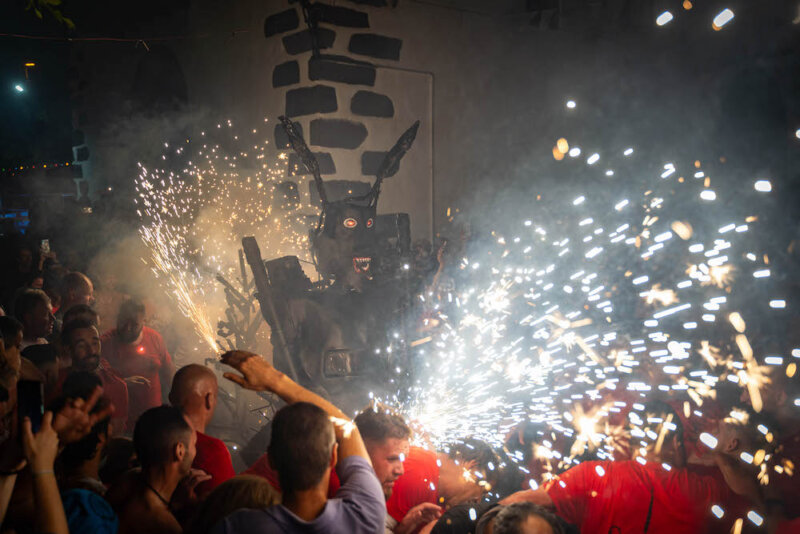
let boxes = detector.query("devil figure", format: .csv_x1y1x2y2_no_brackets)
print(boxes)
242,116,421,416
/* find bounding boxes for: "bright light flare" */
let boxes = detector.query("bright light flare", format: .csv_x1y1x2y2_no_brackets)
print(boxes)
754,180,772,192
656,11,674,26
712,8,734,30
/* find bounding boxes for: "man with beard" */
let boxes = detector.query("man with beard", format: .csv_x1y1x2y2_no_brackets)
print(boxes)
57,319,128,434
115,406,197,534
101,299,173,427
354,407,443,533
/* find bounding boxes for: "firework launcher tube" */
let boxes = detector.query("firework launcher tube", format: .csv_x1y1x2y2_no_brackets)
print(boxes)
241,236,300,382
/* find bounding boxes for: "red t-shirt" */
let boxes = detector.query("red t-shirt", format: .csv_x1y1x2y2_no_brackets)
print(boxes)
547,460,742,534
51,360,129,427
101,326,172,425
386,446,440,523
243,452,341,497
193,431,235,497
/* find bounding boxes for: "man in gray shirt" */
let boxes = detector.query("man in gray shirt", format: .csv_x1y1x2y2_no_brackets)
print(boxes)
212,350,386,534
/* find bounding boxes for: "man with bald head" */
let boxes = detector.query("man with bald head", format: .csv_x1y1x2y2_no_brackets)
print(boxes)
169,364,235,497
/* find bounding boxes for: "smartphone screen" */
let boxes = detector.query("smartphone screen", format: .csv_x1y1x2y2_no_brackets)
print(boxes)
17,380,44,435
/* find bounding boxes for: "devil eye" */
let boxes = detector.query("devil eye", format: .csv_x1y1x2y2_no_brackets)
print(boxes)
343,218,358,229
366,218,374,228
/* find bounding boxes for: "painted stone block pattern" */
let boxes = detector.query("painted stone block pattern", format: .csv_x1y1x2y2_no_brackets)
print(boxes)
351,90,394,117
273,60,300,88
348,33,402,60
282,28,336,55
308,56,375,86
285,85,338,117
310,119,368,149
264,8,300,37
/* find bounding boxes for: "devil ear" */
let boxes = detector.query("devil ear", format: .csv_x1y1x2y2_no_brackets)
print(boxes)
369,120,421,201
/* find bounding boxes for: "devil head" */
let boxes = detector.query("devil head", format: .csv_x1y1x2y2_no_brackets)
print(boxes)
279,116,419,291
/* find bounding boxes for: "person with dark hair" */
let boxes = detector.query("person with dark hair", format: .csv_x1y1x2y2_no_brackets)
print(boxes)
61,303,100,329
355,406,444,533
101,298,174,425
386,438,491,532
114,405,198,534
492,503,564,534
355,406,411,499
169,364,235,497
56,318,128,434
429,502,501,534
13,288,54,351
212,350,385,534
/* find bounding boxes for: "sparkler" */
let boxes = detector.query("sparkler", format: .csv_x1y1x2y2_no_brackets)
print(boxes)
135,119,317,353
400,98,795,519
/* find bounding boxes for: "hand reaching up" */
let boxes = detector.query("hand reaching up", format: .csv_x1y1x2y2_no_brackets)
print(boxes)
53,386,114,444
221,350,282,393
21,412,59,472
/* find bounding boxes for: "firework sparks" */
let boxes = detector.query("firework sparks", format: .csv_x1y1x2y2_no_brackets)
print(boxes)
136,119,317,353
399,97,793,517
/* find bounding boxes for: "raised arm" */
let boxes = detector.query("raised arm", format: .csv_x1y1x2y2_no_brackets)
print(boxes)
221,350,369,462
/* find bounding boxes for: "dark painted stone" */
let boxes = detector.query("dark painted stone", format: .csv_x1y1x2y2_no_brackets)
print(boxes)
264,8,299,37
274,122,304,149
287,152,336,176
310,180,371,205
285,85,338,117
314,3,369,27
71,165,83,178
351,90,394,117
361,151,399,177
345,0,388,6
272,61,300,88
308,56,375,86
310,119,367,149
348,33,402,60
75,146,90,161
72,129,85,145
282,28,335,55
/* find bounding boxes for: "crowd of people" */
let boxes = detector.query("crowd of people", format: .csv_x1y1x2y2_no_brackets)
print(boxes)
0,236,798,534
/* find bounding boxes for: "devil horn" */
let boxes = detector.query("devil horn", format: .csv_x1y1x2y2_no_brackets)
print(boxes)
369,120,420,203
279,115,328,205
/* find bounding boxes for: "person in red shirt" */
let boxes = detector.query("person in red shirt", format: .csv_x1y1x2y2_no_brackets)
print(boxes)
101,298,174,428
56,318,129,435
168,363,235,497
386,442,492,531
502,403,761,534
